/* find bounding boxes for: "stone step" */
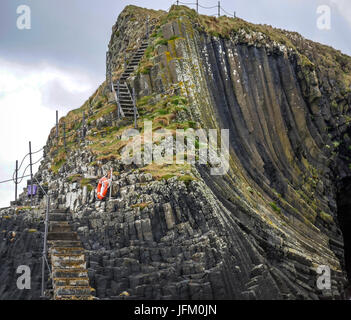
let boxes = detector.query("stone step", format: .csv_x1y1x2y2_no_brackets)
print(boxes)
55,295,95,300
53,268,89,278
49,222,71,233
49,213,68,222
52,253,85,263
55,286,93,297
48,240,82,247
54,277,90,287
52,258,86,269
51,209,68,214
50,247,85,255
47,232,79,241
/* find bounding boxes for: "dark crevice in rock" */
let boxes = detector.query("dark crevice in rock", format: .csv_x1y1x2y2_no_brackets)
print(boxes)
336,177,351,282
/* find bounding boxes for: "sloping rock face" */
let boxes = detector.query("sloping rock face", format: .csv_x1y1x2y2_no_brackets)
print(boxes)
0,208,47,299
1,5,351,300
128,10,351,299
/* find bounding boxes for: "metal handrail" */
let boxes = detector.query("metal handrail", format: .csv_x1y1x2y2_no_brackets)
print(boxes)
126,83,139,118
112,81,125,118
33,175,51,299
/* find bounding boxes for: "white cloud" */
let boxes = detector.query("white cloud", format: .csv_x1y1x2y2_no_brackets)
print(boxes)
0,59,95,207
330,0,351,28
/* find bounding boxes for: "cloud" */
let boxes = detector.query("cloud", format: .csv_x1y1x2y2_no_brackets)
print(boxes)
0,58,95,207
330,0,351,28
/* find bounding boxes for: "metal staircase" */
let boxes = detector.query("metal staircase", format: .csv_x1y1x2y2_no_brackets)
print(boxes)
112,39,150,118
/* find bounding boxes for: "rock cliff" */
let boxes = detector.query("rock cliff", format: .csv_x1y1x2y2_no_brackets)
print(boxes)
1,5,351,300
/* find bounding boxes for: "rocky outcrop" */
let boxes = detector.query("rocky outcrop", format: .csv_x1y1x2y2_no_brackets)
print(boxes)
1,5,351,300
0,207,47,299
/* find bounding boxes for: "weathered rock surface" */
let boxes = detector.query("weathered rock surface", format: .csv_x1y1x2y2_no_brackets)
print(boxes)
1,5,351,300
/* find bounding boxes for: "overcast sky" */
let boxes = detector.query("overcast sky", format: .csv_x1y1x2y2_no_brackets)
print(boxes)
0,0,350,207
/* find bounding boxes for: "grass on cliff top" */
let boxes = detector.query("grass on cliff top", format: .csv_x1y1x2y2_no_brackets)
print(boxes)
163,5,351,88
164,5,299,48
121,5,165,22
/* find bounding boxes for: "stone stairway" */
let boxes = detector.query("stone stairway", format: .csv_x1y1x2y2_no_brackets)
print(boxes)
113,39,149,117
47,209,95,300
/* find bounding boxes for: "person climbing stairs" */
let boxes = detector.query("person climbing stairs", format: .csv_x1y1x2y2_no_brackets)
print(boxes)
47,209,95,300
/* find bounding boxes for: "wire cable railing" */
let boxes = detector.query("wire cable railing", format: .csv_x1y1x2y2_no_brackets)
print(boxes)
175,0,237,18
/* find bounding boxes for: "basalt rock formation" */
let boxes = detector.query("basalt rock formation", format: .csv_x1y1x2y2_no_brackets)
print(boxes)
1,5,351,300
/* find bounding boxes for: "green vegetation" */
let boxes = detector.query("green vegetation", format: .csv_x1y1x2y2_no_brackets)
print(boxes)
178,174,196,185
131,202,152,210
269,202,282,214
66,174,82,183
80,178,94,192
51,150,67,174
160,174,176,180
319,211,334,224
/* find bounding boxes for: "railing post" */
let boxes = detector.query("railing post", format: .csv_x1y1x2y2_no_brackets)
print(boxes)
218,1,220,18
82,111,86,140
56,110,59,140
15,160,18,203
109,168,113,201
29,141,33,207
176,0,179,6
196,0,198,13
146,16,149,39
106,51,109,88
41,194,49,298
117,81,120,120
124,55,127,70
106,51,112,91
112,81,125,119
132,87,137,129
63,122,66,151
